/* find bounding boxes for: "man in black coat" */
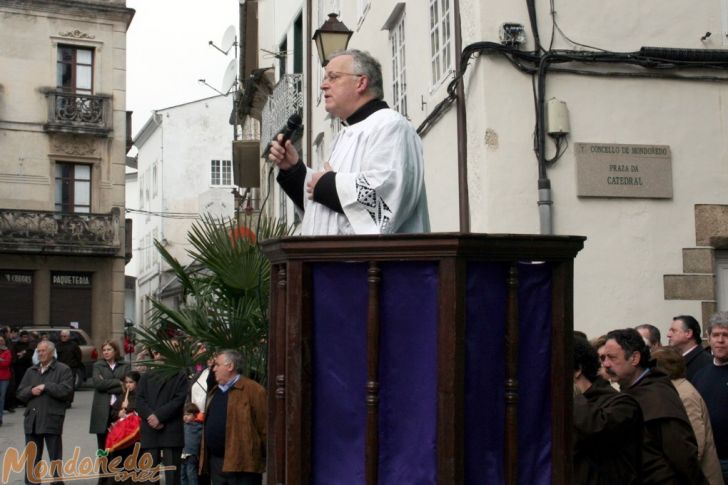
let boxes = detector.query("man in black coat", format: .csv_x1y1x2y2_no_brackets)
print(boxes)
573,336,643,484
604,328,706,485
16,340,74,485
668,315,712,382
56,330,82,386
135,348,188,485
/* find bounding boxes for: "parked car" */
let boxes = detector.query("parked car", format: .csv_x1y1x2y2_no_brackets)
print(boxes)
18,327,98,388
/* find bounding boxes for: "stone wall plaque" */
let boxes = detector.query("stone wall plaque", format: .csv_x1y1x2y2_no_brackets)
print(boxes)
574,142,672,198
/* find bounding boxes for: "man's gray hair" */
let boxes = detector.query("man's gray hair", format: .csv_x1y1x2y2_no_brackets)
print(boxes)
218,349,245,375
708,311,728,335
38,340,56,352
331,49,384,100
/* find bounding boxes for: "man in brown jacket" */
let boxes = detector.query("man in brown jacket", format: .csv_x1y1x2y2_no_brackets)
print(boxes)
604,328,707,485
200,350,266,485
573,336,643,484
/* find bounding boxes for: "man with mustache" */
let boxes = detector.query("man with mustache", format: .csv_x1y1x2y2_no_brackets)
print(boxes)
602,328,706,485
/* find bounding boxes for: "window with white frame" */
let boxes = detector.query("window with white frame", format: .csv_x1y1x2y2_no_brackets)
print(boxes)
138,174,143,210
142,235,148,269
145,169,151,219
389,12,408,117
211,159,232,186
152,163,158,197
429,0,452,86
357,0,370,25
278,188,288,226
330,116,341,137
313,132,325,167
152,228,159,265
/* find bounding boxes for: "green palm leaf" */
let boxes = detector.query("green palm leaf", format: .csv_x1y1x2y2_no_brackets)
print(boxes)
134,214,292,383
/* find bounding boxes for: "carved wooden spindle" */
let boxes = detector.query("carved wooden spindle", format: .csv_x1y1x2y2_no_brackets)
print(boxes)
366,262,381,485
551,261,574,485
275,266,287,485
504,264,519,485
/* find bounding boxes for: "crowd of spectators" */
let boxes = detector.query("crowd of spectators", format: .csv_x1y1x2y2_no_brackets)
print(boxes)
575,311,728,485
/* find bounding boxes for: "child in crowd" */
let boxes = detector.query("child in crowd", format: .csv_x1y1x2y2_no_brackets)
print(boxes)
181,402,203,485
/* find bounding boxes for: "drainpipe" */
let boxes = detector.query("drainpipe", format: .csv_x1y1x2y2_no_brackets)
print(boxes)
536,55,553,235
453,0,470,233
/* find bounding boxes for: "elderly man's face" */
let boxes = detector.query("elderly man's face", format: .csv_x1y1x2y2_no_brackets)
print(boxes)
60,332,70,341
709,325,728,363
601,339,640,389
321,55,366,120
213,355,236,384
36,342,53,365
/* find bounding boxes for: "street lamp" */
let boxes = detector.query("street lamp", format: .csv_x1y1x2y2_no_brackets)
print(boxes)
312,13,353,67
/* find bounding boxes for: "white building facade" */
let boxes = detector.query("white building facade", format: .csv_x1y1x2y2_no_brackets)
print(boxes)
254,0,728,339
127,95,237,325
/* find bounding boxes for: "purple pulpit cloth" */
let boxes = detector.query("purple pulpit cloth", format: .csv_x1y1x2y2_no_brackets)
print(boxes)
465,261,553,485
311,260,553,485
312,262,439,485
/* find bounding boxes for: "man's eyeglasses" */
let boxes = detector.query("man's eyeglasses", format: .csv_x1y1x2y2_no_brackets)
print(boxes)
322,71,364,83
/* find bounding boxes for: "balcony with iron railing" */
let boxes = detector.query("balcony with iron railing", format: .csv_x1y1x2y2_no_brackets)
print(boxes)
0,208,121,255
260,74,303,156
43,90,112,136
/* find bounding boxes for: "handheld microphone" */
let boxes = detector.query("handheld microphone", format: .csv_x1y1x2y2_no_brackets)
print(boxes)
262,113,303,159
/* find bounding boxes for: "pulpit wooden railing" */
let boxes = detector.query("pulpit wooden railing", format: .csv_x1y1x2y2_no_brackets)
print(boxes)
261,233,585,485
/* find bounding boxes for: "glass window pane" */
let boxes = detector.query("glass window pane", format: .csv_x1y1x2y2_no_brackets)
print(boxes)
60,47,74,62
61,183,71,206
76,164,90,180
75,206,90,214
58,64,73,89
77,66,92,91
75,181,90,205
55,180,63,206
77,49,92,65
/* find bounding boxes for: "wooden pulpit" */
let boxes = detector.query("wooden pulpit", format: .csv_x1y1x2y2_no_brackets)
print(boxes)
261,233,585,485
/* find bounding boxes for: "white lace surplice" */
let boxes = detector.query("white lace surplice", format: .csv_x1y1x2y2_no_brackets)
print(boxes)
300,109,430,235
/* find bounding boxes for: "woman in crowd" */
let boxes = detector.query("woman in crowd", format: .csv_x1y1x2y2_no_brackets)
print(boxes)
89,340,130,453
652,346,724,485
0,336,11,426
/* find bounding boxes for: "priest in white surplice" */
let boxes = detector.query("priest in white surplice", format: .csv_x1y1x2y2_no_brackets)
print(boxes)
269,49,430,235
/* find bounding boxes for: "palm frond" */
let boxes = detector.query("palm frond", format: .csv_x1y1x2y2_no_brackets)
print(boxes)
135,213,291,384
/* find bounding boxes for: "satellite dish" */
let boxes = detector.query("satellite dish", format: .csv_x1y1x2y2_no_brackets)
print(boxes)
221,25,237,53
221,58,238,94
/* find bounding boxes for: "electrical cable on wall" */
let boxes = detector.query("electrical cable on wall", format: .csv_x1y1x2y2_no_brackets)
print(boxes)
418,1,728,233
125,208,201,220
